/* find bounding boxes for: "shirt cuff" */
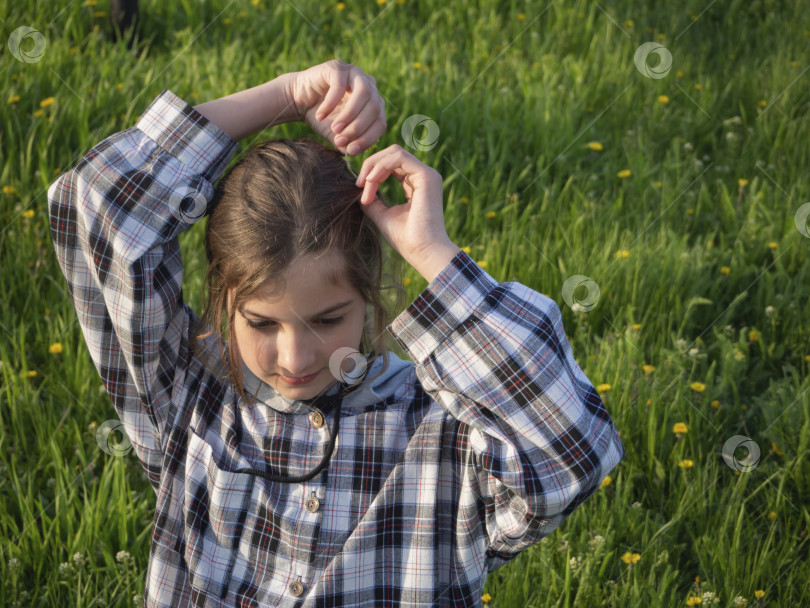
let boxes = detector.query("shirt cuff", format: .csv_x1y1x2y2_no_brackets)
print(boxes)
388,250,499,365
135,88,237,185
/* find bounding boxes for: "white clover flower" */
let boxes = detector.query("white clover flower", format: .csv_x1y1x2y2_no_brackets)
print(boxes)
631,501,642,509
132,594,143,605
735,350,746,361
58,562,71,575
688,348,700,357
569,555,583,571
72,552,85,565
765,306,775,316
557,540,569,552
8,557,20,570
733,597,748,607
675,338,688,350
116,550,131,563
702,590,718,604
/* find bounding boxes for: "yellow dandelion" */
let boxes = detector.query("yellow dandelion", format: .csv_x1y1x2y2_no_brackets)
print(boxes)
738,178,749,187
676,70,684,78
654,181,663,188
596,384,611,393
49,343,63,355
678,459,694,469
614,249,630,258
412,62,422,69
642,364,655,374
481,593,492,604
791,60,800,67
758,100,767,108
720,266,731,275
116,82,124,90
657,33,665,40
686,209,694,215
755,590,765,600
617,169,631,179
3,185,16,195
620,552,641,564
252,0,260,4
336,2,345,8
8,95,20,105
748,330,758,342
623,19,634,27
402,277,411,287
706,240,714,249
83,0,97,5
460,196,469,205
768,242,778,249
600,475,612,489
33,109,45,118
586,141,604,151
686,596,702,606
460,246,472,254
673,422,688,434
658,95,670,104
768,511,777,520
476,260,488,269
27,370,38,378
710,400,720,409
690,382,706,393
646,398,651,406
94,11,106,18
22,209,35,219
517,13,525,21
223,17,231,24
485,211,496,219
377,0,387,4
805,355,810,362
632,324,641,331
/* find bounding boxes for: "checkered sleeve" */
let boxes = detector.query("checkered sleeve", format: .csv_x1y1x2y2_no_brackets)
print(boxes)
388,250,625,563
47,89,237,488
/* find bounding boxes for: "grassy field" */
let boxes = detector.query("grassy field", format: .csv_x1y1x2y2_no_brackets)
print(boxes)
2,0,809,606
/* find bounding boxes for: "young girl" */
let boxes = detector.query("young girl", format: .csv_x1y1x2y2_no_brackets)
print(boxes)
49,60,625,607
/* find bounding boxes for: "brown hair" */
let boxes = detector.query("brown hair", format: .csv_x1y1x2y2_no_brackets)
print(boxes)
189,138,405,406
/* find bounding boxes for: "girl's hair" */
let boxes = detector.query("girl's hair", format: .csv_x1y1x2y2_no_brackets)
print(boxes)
189,138,405,406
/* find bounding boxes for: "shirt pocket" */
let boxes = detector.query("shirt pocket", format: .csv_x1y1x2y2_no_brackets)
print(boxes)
183,427,256,600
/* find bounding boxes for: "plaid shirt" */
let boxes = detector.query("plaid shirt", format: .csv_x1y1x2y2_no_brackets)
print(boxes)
48,89,625,607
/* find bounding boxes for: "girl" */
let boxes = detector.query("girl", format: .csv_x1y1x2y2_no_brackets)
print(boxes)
48,60,625,607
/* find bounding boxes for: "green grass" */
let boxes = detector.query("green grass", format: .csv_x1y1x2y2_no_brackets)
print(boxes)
2,0,809,606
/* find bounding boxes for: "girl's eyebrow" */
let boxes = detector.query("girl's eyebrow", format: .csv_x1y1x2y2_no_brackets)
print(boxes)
242,300,354,321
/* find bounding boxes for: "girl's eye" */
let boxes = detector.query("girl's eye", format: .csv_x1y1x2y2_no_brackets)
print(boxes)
246,317,343,330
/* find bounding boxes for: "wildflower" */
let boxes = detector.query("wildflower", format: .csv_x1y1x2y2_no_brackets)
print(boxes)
646,398,651,406
58,562,71,576
8,557,19,570
748,330,758,342
658,95,670,104
460,246,471,254
40,97,55,108
678,459,694,469
738,178,749,187
7,95,20,105
686,597,702,606
22,209,35,219
690,382,706,392
694,83,702,90
460,196,469,205
49,342,63,355
570,555,583,571
620,552,640,564
754,590,764,600
88,421,98,431
27,370,38,378
614,250,629,258
631,501,642,509
412,62,421,69
702,591,719,605
710,400,720,409
116,550,131,563
476,260,488,269
676,70,684,78
517,13,525,21
481,593,492,604
586,141,604,151
588,535,605,549
642,364,655,374
673,422,688,434
757,100,767,108
623,19,634,27
33,109,44,118
806,355,810,362
485,211,496,219
768,241,778,249
72,552,86,565
733,596,748,607
596,383,611,393
742,404,749,411
654,181,663,187
771,442,782,456
768,511,777,520
252,0,260,4
377,0,386,4
735,350,745,361
617,169,631,179
600,475,611,489
631,324,641,330
3,185,16,194
764,306,775,317
720,266,730,274
557,540,569,552
83,0,97,5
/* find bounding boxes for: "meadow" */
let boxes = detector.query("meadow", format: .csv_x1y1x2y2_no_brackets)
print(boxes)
1,0,809,606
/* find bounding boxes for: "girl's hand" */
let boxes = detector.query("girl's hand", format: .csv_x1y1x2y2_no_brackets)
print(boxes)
286,60,386,155
354,145,461,282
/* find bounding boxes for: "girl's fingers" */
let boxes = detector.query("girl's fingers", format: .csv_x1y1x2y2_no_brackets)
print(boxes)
338,100,385,154
315,61,350,121
329,72,373,132
357,146,421,202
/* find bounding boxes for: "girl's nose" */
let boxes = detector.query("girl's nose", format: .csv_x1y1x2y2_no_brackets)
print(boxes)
276,330,317,375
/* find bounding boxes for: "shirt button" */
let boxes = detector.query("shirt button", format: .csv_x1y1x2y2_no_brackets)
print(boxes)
305,495,321,513
289,581,304,597
310,411,325,429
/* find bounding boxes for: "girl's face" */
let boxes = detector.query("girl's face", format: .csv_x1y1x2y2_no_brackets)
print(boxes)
229,250,368,401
